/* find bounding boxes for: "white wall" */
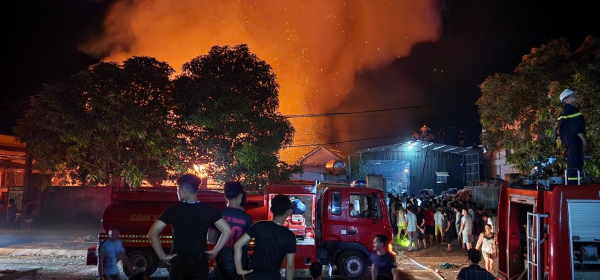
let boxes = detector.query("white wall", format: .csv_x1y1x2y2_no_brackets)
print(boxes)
483,149,519,179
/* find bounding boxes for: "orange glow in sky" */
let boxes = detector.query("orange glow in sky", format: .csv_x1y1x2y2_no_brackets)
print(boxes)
82,0,442,161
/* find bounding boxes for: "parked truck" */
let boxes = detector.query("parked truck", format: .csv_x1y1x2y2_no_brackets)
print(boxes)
496,181,600,280
86,181,393,278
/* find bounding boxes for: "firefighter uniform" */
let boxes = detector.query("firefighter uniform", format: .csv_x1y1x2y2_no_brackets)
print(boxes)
558,89,587,184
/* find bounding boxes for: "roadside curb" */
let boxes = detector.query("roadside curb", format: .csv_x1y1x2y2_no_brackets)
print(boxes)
0,248,87,258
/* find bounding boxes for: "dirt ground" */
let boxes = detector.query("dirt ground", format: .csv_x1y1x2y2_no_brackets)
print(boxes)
395,241,499,280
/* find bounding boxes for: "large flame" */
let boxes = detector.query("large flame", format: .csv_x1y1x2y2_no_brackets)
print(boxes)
82,0,443,161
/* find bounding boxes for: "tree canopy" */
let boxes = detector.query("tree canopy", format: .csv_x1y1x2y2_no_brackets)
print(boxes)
15,45,299,187
15,56,180,186
477,36,600,176
172,44,298,186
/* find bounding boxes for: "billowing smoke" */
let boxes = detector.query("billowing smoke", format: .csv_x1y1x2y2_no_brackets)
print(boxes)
82,0,443,160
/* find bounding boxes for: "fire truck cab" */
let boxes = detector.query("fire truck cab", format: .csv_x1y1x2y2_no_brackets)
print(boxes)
496,182,600,280
87,181,393,278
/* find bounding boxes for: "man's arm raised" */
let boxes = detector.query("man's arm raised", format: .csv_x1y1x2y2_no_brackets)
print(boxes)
148,220,176,262
205,218,231,260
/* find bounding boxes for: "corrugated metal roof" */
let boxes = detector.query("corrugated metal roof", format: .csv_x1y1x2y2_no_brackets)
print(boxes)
361,140,479,155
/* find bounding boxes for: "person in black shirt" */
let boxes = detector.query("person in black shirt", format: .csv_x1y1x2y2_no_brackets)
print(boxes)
443,210,457,252
234,194,297,280
416,206,426,249
211,182,253,280
309,262,322,280
148,174,231,280
558,89,587,184
456,248,495,280
370,234,398,280
475,207,485,236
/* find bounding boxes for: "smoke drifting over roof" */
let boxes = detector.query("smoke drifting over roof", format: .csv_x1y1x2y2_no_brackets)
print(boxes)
321,0,600,154
80,0,444,159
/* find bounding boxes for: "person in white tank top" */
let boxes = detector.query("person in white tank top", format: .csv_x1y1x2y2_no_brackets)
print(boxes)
475,224,496,273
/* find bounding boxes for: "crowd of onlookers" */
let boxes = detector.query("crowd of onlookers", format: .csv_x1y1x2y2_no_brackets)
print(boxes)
389,193,498,275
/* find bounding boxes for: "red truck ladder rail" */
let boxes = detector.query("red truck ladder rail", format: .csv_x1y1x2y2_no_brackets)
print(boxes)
526,212,549,280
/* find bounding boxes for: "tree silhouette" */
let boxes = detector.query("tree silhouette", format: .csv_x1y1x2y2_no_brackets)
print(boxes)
172,44,298,186
15,56,180,186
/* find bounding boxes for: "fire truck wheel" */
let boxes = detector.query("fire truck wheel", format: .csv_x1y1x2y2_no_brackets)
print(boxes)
123,250,158,277
337,249,368,278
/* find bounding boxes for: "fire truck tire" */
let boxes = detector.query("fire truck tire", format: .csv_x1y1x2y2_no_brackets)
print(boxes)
337,249,368,278
123,250,158,277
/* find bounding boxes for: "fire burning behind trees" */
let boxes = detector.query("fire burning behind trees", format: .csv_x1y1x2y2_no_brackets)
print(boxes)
81,0,443,160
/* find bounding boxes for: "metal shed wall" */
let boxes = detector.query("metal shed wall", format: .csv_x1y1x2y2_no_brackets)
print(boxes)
357,147,470,195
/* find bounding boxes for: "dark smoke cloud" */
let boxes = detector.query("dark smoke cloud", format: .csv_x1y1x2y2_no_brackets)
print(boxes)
322,0,600,153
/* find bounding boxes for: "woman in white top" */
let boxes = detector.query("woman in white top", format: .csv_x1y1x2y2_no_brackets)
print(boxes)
475,224,496,273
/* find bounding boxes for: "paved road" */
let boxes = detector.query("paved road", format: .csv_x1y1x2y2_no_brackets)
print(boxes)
0,229,447,279
1,256,441,280
398,242,501,280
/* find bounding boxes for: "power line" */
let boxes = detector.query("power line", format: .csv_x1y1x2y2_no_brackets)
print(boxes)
290,113,413,118
0,101,29,116
295,126,393,136
284,103,442,118
293,118,480,137
0,101,28,111
290,121,481,148
290,132,413,147
293,120,480,139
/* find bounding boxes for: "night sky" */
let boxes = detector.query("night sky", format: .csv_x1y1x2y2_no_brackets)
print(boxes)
2,0,599,159
323,0,600,153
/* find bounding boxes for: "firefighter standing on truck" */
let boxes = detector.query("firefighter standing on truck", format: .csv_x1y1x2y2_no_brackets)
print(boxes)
558,88,587,184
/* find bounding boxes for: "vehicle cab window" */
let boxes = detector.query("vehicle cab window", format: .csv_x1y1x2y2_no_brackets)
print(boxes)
331,191,341,215
349,193,382,219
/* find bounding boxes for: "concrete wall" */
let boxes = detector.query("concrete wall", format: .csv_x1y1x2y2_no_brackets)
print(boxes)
38,186,111,229
482,149,519,179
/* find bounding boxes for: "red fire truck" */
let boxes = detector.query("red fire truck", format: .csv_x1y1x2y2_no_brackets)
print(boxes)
496,181,600,280
86,181,394,278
